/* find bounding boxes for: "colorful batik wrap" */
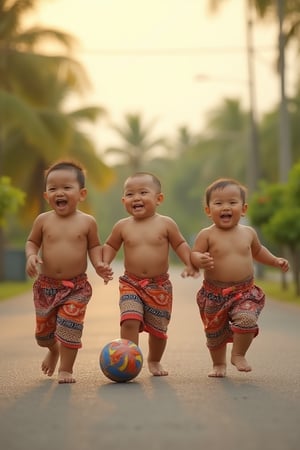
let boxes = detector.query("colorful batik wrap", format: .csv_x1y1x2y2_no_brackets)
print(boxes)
33,273,92,349
196,277,265,349
119,271,173,339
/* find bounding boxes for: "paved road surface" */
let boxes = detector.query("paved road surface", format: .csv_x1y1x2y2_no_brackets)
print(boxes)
1,265,300,450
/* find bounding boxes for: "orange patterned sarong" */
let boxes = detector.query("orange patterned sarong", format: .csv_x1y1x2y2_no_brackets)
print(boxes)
33,273,92,349
196,277,265,349
119,272,173,339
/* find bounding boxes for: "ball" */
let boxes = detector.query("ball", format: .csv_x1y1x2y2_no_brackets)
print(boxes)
99,338,143,382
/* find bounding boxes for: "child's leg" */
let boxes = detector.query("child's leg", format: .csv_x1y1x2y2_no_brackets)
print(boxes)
231,332,255,372
40,341,59,377
208,345,227,377
58,345,78,384
121,319,141,345
147,334,168,376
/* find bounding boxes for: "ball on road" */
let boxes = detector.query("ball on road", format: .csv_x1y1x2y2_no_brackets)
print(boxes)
99,338,143,382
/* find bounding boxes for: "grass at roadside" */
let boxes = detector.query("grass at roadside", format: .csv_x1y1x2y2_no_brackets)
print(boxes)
0,281,32,302
257,279,299,305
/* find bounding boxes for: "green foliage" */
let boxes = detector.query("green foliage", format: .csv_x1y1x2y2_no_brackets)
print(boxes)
248,162,300,295
248,182,286,226
0,176,25,226
0,0,113,230
263,208,300,246
249,163,300,247
286,161,300,203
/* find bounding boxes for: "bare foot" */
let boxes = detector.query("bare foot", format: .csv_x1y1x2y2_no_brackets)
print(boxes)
208,364,227,378
58,371,76,384
41,343,59,377
148,361,168,376
231,355,252,372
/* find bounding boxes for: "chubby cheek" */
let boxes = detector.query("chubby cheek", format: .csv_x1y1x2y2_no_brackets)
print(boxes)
122,200,131,212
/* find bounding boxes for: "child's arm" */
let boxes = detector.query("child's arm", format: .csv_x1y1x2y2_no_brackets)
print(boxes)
174,241,199,278
88,245,114,282
102,220,124,265
25,240,43,278
25,215,43,278
251,228,289,272
167,217,199,277
191,229,214,271
253,245,289,272
88,217,113,282
102,243,118,265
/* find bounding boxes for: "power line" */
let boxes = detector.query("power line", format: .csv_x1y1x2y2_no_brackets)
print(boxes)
77,46,275,56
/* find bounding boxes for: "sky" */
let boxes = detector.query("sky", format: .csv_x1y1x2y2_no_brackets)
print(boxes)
31,0,296,152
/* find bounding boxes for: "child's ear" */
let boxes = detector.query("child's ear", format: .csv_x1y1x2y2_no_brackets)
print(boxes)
43,192,49,203
241,203,248,216
205,206,211,217
79,188,88,202
156,193,164,205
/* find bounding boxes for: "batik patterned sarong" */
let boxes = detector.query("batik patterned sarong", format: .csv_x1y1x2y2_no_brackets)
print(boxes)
196,277,265,349
33,273,92,348
119,271,173,339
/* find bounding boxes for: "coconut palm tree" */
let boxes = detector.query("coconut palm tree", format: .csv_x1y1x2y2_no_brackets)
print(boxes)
105,113,166,172
208,0,300,181
0,0,114,279
1,0,114,218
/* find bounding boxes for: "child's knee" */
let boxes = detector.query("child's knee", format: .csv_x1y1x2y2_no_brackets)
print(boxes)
36,337,56,348
121,319,141,333
232,312,257,329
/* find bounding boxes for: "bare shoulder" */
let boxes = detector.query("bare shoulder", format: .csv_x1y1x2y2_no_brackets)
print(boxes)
109,217,132,236
33,210,53,226
78,210,97,223
240,224,257,236
195,224,215,238
113,216,132,228
157,214,178,227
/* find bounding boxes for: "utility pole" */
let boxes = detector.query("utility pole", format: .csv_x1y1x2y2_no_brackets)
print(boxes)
245,0,260,194
277,0,291,182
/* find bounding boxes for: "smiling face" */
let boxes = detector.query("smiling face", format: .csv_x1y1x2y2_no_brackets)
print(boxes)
44,168,87,216
122,173,164,219
205,183,248,230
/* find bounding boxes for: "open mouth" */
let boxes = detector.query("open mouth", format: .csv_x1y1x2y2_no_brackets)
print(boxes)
133,203,144,211
56,199,67,208
220,213,232,220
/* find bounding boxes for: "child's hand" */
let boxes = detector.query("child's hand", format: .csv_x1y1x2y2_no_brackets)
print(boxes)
181,265,200,278
95,262,114,283
276,258,289,273
199,252,214,270
26,254,42,278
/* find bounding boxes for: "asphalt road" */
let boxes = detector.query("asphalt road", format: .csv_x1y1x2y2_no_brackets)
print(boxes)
1,265,300,450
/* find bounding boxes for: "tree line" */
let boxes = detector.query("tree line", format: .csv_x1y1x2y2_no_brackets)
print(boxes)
1,0,300,296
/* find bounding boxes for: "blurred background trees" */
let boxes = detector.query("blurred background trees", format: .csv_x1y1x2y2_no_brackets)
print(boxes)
1,0,300,294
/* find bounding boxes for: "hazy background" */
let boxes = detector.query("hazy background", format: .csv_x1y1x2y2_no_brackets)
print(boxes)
30,0,296,151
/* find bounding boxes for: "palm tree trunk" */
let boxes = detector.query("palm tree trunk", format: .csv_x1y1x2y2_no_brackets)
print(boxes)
277,0,292,182
0,134,5,280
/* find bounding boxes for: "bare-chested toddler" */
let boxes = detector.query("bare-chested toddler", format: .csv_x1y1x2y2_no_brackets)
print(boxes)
103,172,197,376
25,161,112,384
191,178,289,378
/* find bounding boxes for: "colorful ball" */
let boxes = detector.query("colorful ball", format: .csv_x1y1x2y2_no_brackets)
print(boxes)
99,339,143,382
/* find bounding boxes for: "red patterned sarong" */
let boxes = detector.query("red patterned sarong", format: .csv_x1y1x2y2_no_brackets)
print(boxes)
119,272,173,339
33,273,92,348
196,277,265,349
